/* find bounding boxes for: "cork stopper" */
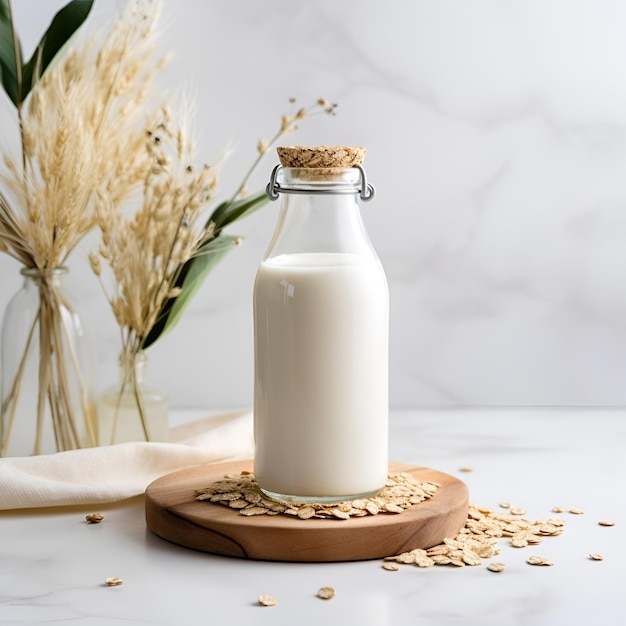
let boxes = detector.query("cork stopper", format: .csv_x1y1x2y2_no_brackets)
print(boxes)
276,145,366,169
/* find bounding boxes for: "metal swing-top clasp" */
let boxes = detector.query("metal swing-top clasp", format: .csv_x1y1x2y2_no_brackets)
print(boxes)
265,165,376,202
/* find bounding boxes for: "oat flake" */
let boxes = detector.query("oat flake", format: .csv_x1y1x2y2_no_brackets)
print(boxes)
487,562,505,573
526,555,553,566
317,587,336,600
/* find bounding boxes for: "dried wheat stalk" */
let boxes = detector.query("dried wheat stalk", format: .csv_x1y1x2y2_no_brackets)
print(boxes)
88,97,337,442
0,0,167,454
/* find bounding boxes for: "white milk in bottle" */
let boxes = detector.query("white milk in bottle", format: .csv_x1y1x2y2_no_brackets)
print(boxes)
253,146,388,502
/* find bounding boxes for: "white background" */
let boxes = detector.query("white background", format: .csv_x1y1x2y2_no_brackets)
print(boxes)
2,0,626,409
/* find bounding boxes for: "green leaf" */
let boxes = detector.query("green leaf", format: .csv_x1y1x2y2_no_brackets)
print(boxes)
141,235,241,350
21,0,93,102
208,190,269,233
140,191,269,349
0,0,22,106
0,0,93,107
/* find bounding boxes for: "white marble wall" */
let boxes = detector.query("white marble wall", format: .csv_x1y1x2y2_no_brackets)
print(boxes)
2,0,626,408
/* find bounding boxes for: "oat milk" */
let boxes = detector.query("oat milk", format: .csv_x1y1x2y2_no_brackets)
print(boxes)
253,251,388,500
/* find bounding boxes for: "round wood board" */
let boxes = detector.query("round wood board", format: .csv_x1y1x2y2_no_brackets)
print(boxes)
145,460,469,562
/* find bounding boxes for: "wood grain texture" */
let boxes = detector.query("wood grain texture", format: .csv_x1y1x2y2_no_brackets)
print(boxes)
145,460,469,562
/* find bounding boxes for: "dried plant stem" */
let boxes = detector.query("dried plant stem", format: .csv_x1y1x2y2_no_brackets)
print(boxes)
46,285,83,453
60,306,96,448
0,312,38,456
35,291,52,455
132,368,150,442
107,344,151,444
109,358,130,445
0,273,92,455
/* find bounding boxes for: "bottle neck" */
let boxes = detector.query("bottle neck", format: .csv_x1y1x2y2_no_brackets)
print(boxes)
119,350,147,387
264,168,374,260
21,266,68,290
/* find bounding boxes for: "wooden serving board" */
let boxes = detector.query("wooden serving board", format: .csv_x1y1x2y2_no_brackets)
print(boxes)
145,460,469,562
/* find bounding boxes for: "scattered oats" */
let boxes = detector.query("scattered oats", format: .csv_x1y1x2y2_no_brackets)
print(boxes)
412,555,435,568
510,507,526,516
383,503,405,514
330,508,351,520
461,548,482,566
414,551,435,568
197,471,439,520
384,501,565,571
105,577,123,586
536,523,560,536
297,507,316,520
589,553,604,561
499,502,511,509
526,534,543,545
427,545,450,557
240,507,268,517
258,595,277,607
511,533,533,548
365,502,380,515
382,562,399,571
568,508,584,515
476,505,494,515
228,500,249,509
86,513,104,524
317,587,336,600
599,520,615,527
526,555,553,566
210,491,242,502
395,551,417,564
552,506,565,513
422,481,440,495
459,467,474,473
430,555,452,565
487,562,505,573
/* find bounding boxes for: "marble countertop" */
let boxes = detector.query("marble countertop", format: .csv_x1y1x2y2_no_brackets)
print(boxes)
1,408,624,625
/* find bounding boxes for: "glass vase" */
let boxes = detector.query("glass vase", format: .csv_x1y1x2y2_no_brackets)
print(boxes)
96,350,168,445
0,267,96,456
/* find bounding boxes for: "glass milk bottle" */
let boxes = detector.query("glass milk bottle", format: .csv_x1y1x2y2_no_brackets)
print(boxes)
253,146,388,502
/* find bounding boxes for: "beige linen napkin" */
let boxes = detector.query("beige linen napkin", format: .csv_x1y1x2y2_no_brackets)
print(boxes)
0,410,253,510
